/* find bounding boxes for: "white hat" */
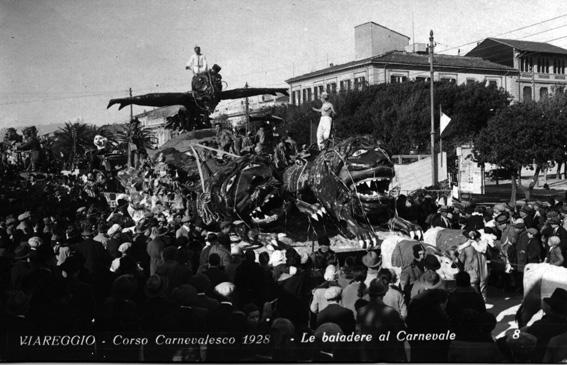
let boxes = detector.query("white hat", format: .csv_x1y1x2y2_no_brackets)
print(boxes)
118,242,132,254
321,91,329,99
18,211,31,221
324,265,337,282
214,282,235,298
269,250,287,267
107,223,121,236
324,286,342,300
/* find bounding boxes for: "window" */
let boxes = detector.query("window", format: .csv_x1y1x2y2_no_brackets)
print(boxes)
339,79,352,92
415,76,427,82
313,86,319,100
390,75,408,83
557,86,565,94
291,91,297,105
466,78,476,85
554,58,565,75
486,79,499,88
540,87,548,99
302,89,307,103
317,85,324,96
327,82,337,94
523,86,532,102
440,77,456,83
354,76,366,90
306,88,312,101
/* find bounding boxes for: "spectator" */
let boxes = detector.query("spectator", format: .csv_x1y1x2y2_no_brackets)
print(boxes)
316,286,355,333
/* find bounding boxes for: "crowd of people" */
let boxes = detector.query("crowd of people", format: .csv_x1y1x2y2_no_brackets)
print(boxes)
1,125,567,362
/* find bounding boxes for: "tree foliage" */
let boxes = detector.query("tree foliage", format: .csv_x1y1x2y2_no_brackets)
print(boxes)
50,122,114,164
276,81,510,153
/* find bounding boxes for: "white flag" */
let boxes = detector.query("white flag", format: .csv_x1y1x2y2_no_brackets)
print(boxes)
440,112,452,135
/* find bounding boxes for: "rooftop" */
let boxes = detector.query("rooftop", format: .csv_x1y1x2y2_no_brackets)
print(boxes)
135,105,186,120
482,38,567,55
286,51,517,83
355,21,410,40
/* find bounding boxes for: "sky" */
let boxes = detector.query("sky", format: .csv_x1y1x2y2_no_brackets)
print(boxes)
2,0,567,129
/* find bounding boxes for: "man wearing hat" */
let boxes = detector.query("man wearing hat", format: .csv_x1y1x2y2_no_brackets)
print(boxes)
208,282,246,361
74,225,110,276
519,204,536,229
175,214,192,240
431,206,451,228
400,245,425,297
526,227,543,264
525,288,567,362
316,286,355,333
312,91,336,150
357,279,406,362
545,216,567,268
362,250,382,287
310,235,338,269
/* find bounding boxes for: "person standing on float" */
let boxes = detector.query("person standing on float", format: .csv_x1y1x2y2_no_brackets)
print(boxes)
312,92,336,150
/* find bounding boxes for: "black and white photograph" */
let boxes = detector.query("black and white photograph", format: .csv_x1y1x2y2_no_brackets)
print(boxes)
2,0,567,362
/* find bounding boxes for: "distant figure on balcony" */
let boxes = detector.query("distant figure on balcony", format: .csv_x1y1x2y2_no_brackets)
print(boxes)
312,92,336,150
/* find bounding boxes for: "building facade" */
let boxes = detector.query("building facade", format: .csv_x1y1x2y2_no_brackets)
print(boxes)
466,38,567,102
286,22,519,105
135,105,185,147
212,94,289,128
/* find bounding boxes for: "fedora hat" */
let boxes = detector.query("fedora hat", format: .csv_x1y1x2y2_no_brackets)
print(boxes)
495,214,509,224
362,250,381,269
543,288,567,315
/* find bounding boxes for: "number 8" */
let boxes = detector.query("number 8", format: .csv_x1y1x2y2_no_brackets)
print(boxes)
512,329,520,340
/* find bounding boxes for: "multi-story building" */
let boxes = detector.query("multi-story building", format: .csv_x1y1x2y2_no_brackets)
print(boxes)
135,105,184,147
466,38,567,102
212,94,289,128
286,22,519,105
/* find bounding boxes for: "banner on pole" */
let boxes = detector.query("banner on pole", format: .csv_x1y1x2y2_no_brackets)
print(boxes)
440,112,452,135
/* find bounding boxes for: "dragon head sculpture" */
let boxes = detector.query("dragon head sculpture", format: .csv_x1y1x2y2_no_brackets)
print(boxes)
333,136,398,223
204,155,285,227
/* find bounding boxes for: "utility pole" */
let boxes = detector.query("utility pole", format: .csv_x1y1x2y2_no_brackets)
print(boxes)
429,30,437,186
128,87,133,168
245,82,250,133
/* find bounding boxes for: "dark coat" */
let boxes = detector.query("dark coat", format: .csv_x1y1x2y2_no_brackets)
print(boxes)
446,286,486,325
74,238,111,276
202,266,229,288
357,300,406,362
317,303,355,333
526,314,567,362
156,260,192,294
430,213,450,228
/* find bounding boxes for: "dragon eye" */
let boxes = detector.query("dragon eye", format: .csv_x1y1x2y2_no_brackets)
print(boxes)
225,176,236,191
352,149,367,157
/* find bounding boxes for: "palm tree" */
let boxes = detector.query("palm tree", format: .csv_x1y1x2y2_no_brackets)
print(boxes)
52,122,113,168
115,118,155,166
